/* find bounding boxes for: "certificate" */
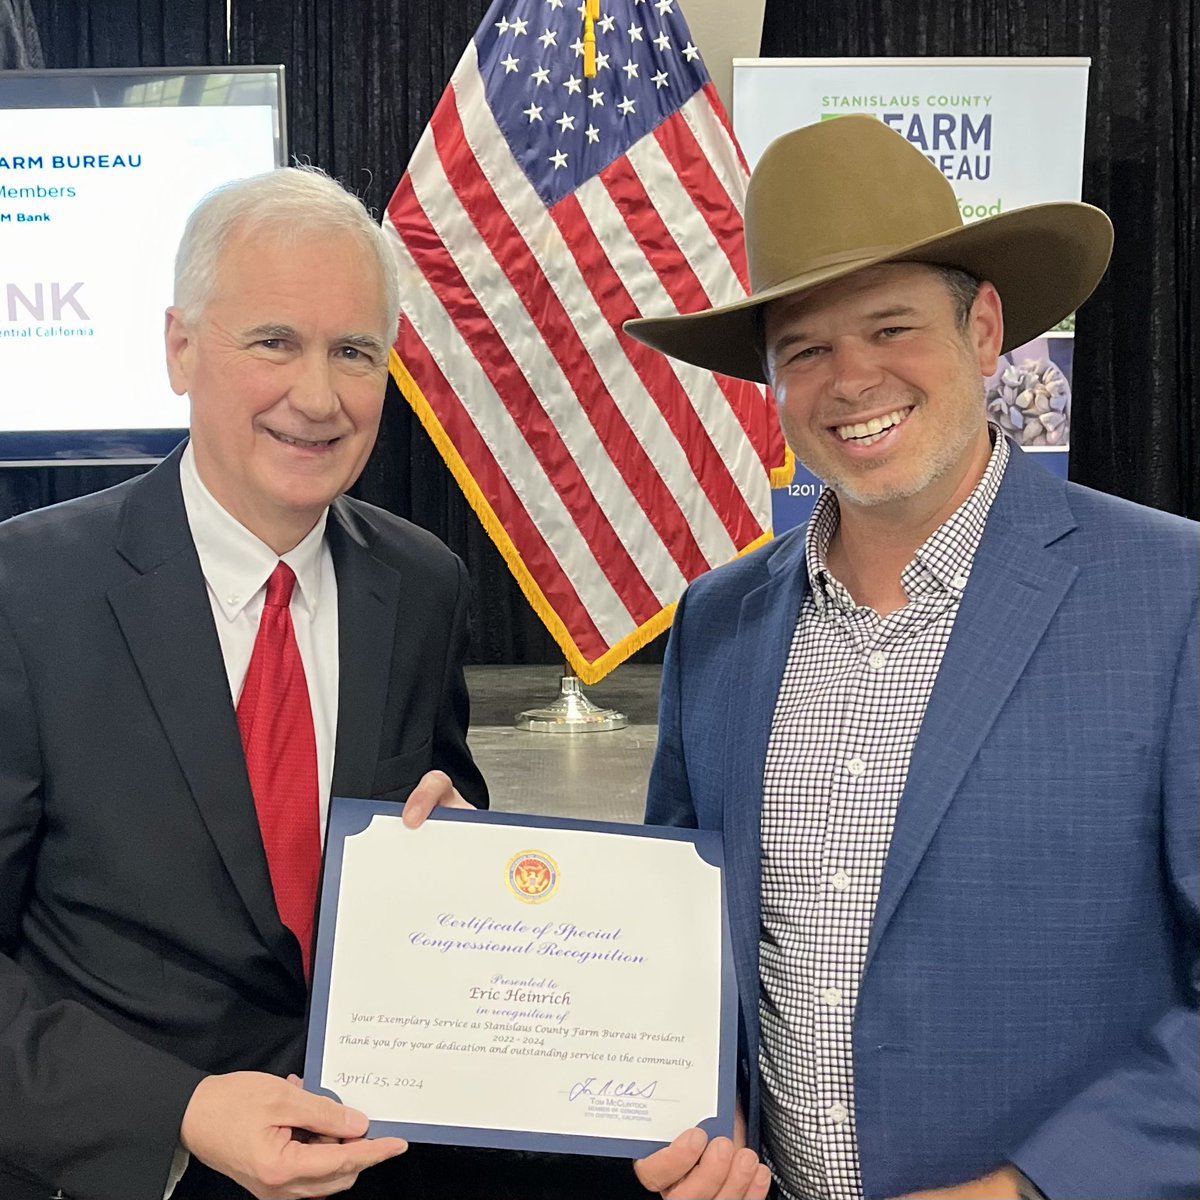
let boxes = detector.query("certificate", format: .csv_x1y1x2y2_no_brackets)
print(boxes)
304,798,737,1157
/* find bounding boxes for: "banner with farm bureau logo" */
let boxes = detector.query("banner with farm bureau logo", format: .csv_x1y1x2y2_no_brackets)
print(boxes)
731,58,1091,531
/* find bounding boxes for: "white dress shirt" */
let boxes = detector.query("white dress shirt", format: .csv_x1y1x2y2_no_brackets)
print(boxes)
178,442,339,838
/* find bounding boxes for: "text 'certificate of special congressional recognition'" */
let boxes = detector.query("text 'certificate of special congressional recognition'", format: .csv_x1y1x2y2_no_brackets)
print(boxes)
304,799,737,1157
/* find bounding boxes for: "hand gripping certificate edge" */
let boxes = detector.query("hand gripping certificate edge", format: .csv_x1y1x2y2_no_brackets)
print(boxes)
303,796,739,1158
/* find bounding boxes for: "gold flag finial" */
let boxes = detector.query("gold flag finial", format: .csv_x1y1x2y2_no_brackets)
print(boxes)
583,14,596,77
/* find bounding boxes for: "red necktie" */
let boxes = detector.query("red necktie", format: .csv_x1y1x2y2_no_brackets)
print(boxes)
236,562,320,980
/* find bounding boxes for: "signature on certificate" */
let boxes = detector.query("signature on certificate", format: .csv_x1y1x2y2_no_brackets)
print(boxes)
568,1076,659,1102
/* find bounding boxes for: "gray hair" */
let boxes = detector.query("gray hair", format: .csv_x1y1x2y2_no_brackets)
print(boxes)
173,165,401,337
927,264,981,329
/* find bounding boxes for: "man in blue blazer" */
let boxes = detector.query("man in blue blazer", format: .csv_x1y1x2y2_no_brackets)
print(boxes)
624,117,1197,1200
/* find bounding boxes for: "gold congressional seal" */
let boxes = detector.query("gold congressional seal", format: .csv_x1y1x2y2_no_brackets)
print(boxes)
506,850,559,903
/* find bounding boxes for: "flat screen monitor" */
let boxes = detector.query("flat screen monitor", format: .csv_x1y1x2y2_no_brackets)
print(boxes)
0,66,287,465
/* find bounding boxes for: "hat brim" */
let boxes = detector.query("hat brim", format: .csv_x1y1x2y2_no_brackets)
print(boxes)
623,202,1113,384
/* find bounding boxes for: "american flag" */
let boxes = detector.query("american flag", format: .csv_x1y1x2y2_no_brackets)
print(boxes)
383,0,788,683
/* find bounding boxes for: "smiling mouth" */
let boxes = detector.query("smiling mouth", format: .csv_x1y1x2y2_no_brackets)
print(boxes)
267,428,340,449
834,407,913,446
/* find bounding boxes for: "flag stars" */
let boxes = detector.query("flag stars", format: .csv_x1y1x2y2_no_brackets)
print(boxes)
655,0,674,13
496,16,512,32
652,69,669,88
524,102,544,122
501,53,520,73
628,22,644,40
585,123,600,143
531,65,550,85
598,13,616,32
570,36,585,56
538,28,558,47
653,31,670,50
511,16,529,34
563,73,583,94
546,0,563,7
557,112,576,132
623,59,639,79
618,95,636,115
682,41,700,61
595,50,611,70
588,87,604,106
549,149,569,169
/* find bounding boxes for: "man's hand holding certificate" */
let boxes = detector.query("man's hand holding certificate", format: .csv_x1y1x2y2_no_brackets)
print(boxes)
305,799,737,1160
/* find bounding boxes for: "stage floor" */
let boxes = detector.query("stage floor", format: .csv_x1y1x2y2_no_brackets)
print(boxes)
464,663,661,824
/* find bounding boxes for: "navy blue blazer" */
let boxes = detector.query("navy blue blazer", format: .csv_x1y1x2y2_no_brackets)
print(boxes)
646,445,1198,1199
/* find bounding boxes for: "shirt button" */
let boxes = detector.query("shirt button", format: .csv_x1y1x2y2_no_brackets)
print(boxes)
831,869,851,891
868,650,887,669
827,1102,849,1125
952,573,969,589
845,757,866,777
226,595,239,606
821,986,843,1007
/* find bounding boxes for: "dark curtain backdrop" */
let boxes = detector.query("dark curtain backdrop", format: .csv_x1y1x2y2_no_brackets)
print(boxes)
5,0,1196,670
0,0,42,66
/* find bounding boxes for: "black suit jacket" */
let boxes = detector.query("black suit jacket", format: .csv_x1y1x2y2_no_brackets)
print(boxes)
0,446,488,1200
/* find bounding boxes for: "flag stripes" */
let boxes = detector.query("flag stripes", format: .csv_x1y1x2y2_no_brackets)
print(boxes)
385,7,785,681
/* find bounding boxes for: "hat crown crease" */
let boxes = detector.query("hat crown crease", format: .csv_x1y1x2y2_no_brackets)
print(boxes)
745,125,965,294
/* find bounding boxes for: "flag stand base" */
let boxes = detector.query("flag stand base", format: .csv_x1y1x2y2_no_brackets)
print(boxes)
514,672,627,733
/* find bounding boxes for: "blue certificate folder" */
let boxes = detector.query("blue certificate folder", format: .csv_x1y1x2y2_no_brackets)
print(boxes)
305,798,738,1158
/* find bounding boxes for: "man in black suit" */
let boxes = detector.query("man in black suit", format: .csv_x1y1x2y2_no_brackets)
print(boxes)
0,166,488,1199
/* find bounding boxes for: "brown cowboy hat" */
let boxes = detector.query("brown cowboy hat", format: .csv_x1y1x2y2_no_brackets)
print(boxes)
623,114,1113,384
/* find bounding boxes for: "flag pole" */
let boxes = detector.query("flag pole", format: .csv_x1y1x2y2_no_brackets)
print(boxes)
514,664,627,733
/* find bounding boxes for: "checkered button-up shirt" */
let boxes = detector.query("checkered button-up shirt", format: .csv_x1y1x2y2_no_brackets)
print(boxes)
759,432,1010,1200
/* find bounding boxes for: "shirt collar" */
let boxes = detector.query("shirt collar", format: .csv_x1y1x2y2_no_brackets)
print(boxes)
803,484,843,613
908,427,1008,597
179,441,329,621
803,423,1010,613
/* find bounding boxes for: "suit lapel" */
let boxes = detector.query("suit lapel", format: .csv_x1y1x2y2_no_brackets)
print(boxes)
327,499,402,799
723,533,810,1029
865,449,1080,970
107,448,297,972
